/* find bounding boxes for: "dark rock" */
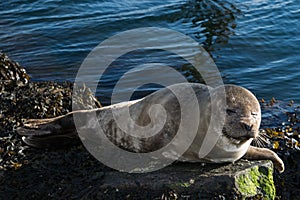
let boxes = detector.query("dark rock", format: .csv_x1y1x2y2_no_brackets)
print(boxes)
0,52,101,171
0,52,29,86
94,160,275,199
0,147,276,200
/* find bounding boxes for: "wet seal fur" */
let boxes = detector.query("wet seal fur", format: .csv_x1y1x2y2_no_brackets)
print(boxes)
17,83,284,173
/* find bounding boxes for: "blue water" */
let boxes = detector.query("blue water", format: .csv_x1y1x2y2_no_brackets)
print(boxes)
0,0,299,104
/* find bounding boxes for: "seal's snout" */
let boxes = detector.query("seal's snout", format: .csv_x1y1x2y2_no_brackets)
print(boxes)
240,122,260,140
241,122,253,132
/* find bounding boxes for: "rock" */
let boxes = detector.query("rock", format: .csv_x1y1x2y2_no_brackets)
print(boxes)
0,52,101,171
94,160,275,199
0,52,29,86
0,149,276,200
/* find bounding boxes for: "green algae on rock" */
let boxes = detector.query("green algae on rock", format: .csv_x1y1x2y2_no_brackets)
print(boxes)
236,163,275,200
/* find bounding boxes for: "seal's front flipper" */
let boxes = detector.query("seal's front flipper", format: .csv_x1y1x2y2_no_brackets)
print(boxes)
243,146,284,173
17,113,77,148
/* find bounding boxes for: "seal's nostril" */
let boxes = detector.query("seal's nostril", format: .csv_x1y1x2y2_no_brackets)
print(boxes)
242,123,253,131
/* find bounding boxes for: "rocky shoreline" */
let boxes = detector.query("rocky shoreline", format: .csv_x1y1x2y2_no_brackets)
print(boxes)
0,52,299,199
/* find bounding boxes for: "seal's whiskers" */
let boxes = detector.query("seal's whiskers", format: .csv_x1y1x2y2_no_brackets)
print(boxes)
252,130,270,148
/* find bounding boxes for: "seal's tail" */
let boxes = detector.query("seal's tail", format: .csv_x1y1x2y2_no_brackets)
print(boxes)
17,113,78,148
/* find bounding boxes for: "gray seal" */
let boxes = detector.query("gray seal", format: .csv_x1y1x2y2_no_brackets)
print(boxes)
17,83,284,173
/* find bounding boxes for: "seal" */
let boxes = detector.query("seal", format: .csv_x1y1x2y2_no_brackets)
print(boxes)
17,83,284,173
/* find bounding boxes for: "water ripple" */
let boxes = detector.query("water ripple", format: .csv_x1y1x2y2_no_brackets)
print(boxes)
0,0,299,102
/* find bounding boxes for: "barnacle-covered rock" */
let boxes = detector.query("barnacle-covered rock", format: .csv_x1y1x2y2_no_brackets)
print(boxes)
73,83,102,110
0,52,29,87
0,52,101,170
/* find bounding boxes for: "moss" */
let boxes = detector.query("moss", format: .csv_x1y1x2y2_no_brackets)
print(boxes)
236,165,276,200
170,181,193,190
237,172,258,196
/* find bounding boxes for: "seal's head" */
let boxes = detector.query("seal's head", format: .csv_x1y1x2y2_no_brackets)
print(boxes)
212,85,261,143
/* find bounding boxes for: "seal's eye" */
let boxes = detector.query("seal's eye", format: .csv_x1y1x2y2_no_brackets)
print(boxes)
251,112,258,116
226,109,237,115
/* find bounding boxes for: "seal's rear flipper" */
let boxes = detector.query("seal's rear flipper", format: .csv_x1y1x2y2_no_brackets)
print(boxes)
21,134,79,148
17,113,78,148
